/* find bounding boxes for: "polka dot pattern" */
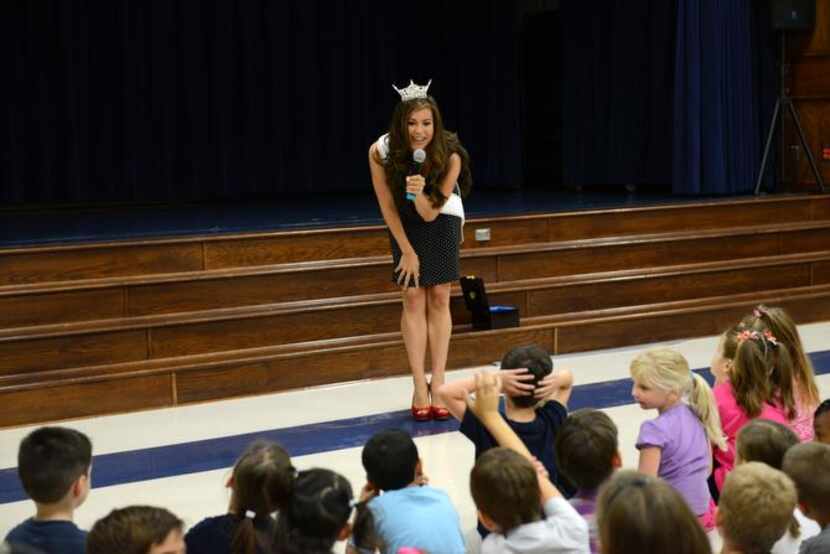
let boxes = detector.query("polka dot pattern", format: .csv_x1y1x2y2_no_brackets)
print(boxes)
389,204,461,288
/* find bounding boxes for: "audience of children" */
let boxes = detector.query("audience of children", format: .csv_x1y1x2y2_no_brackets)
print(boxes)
356,429,465,554
4,427,92,554
553,410,621,554
734,419,820,553
716,462,797,554
782,442,830,554
184,440,295,554
4,305,825,554
86,506,185,554
630,348,726,530
596,470,711,554
748,305,821,441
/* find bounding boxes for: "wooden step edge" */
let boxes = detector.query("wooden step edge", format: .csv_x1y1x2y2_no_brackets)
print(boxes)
4,249,830,342
3,193,825,257
5,282,830,393
5,217,830,297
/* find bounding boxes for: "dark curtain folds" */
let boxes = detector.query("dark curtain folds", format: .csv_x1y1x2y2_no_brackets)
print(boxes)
561,1,677,189
1,1,524,204
672,0,776,194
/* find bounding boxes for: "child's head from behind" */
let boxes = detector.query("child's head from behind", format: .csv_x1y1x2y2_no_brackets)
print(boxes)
230,440,294,514
597,471,710,554
500,345,553,408
274,468,354,553
726,319,796,418
736,418,798,468
18,426,92,508
228,440,294,554
362,429,419,491
470,447,541,534
782,442,830,523
718,462,797,553
814,399,830,444
87,505,184,554
554,409,620,492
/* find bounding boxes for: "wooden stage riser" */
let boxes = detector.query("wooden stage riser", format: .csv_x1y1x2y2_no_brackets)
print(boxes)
3,226,830,329
1,196,827,287
1,259,827,376
4,293,830,427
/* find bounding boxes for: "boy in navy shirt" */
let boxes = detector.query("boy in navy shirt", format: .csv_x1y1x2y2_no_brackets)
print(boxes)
5,427,92,554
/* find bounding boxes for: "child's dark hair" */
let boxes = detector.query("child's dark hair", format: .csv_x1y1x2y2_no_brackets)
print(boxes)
17,426,92,503
500,345,553,408
469,447,541,533
230,441,295,554
816,398,830,419
597,471,710,554
555,410,618,491
362,429,418,491
273,468,374,554
87,505,183,554
782,442,830,515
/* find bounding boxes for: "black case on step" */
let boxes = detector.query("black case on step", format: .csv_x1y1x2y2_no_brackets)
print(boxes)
459,276,519,330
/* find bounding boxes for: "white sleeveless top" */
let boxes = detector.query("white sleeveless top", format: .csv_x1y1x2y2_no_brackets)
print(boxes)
375,134,465,227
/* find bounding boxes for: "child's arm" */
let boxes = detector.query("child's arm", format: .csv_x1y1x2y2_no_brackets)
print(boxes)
468,372,562,502
534,368,574,406
436,369,534,421
637,446,662,477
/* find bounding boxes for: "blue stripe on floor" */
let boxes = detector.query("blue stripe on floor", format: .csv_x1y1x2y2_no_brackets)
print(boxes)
1,350,829,504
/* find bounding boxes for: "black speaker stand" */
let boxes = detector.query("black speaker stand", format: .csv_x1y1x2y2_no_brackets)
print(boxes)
754,32,825,195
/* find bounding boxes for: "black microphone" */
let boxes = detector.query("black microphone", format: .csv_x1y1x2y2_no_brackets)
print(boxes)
407,148,427,201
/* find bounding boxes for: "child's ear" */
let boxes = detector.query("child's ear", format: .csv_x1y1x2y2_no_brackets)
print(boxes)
337,521,352,542
225,475,234,489
415,459,423,477
611,450,623,469
477,510,500,533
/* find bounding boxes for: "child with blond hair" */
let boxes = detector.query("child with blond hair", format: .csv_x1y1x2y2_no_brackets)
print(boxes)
717,462,798,554
630,348,725,530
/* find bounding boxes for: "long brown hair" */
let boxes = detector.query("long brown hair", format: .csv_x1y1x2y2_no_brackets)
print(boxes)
597,471,711,554
378,96,472,209
724,320,796,419
747,305,820,408
230,441,295,554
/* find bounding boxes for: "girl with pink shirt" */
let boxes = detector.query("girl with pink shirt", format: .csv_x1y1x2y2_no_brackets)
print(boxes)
746,305,820,441
710,320,797,491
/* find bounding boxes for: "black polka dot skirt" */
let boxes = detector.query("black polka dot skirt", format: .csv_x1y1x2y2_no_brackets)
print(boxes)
389,206,461,288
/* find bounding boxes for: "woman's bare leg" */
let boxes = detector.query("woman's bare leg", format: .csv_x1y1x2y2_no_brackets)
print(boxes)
401,287,429,407
426,283,452,407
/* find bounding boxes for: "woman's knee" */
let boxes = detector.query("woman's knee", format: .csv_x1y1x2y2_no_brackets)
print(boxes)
427,284,451,310
402,288,427,313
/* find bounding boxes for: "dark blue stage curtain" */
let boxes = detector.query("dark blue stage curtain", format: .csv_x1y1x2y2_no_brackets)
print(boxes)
561,1,678,189
0,1,523,204
673,0,766,195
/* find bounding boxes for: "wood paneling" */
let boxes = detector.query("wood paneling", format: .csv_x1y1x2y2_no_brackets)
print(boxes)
525,265,812,317
462,219,549,249
815,261,830,284
0,374,172,427
0,244,203,286
204,229,389,269
0,288,124,329
781,228,830,253
0,330,147,374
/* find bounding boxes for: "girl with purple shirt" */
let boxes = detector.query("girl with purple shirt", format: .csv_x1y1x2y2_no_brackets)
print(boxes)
630,349,727,531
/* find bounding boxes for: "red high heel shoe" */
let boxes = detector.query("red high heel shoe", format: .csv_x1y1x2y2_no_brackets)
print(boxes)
427,379,451,421
411,388,432,422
